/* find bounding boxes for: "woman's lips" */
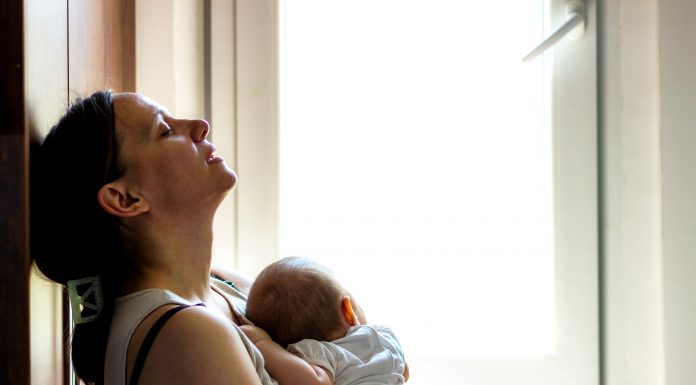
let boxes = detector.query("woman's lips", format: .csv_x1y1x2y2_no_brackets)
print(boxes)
207,151,223,164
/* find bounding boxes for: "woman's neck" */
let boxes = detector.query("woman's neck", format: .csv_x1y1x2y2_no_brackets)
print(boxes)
124,212,216,303
132,263,213,303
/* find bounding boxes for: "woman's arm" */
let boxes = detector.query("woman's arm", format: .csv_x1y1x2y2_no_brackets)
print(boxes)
134,306,263,385
240,325,333,385
211,264,254,295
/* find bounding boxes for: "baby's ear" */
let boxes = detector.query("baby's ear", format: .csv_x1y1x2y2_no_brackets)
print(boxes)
97,181,149,218
340,295,359,326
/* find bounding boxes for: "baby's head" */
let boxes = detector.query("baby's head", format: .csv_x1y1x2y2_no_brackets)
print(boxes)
246,257,364,347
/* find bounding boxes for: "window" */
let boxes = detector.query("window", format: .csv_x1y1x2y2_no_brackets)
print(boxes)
279,0,554,358
223,0,598,383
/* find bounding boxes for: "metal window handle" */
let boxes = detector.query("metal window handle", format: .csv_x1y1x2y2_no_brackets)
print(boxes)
522,0,585,63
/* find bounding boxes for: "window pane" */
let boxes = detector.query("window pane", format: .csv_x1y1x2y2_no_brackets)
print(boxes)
279,0,552,358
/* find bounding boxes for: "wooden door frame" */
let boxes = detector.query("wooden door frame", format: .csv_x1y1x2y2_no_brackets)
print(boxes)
1,1,135,384
0,0,30,383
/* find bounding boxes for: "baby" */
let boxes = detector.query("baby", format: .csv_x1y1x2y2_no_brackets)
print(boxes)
242,257,409,385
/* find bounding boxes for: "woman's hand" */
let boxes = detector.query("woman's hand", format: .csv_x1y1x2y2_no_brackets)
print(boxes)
240,325,272,345
211,264,254,294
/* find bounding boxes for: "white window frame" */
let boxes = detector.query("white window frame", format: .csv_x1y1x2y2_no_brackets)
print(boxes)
214,0,598,383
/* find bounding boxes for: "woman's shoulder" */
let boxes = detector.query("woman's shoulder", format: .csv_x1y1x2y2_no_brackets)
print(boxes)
106,288,192,384
124,304,264,385
149,304,244,347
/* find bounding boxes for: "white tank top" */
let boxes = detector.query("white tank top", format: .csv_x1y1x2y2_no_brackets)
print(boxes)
104,278,277,385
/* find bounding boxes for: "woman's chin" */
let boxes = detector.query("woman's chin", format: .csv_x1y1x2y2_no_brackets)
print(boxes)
221,167,238,191
211,170,238,204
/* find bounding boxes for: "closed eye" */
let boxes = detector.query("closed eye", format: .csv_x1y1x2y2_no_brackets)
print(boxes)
160,123,174,137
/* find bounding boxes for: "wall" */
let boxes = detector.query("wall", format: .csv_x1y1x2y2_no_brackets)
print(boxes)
25,1,70,383
232,0,279,276
209,0,238,268
598,1,665,385
658,1,696,384
601,1,696,385
135,0,205,118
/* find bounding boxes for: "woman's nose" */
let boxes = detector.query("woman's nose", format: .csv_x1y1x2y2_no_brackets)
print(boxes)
191,119,210,142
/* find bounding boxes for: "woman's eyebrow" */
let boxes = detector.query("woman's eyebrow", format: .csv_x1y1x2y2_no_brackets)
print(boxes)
153,108,170,120
158,108,173,118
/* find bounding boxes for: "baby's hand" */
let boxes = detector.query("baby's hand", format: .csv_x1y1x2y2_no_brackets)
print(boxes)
239,324,272,345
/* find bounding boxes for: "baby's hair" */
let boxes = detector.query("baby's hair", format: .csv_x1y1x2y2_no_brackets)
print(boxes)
246,257,346,347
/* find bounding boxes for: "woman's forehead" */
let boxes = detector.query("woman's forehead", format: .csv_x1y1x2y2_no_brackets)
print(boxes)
113,93,169,119
113,93,170,138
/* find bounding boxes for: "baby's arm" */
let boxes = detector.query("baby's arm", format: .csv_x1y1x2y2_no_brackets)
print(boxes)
240,325,333,385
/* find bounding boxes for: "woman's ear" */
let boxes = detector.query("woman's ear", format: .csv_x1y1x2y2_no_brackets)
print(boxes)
340,295,360,326
97,181,149,218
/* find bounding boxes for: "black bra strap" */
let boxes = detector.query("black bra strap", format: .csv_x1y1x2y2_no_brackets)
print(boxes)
128,303,204,385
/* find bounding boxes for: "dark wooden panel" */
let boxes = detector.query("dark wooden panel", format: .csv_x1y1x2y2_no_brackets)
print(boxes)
0,0,24,136
0,137,31,385
0,0,30,383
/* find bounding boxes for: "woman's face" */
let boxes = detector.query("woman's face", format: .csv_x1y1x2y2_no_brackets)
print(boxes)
112,93,237,214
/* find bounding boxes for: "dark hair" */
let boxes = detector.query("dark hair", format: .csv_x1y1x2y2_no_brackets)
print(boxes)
246,257,346,347
30,90,131,384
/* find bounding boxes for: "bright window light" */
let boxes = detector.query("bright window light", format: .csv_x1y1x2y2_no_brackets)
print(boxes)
278,0,553,359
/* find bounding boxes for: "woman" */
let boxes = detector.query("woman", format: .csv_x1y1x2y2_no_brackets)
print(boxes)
31,91,273,385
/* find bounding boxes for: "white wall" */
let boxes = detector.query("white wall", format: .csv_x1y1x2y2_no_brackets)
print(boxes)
25,0,68,383
209,0,239,268
599,1,665,385
601,1,696,385
232,0,279,276
658,1,696,384
136,0,205,119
